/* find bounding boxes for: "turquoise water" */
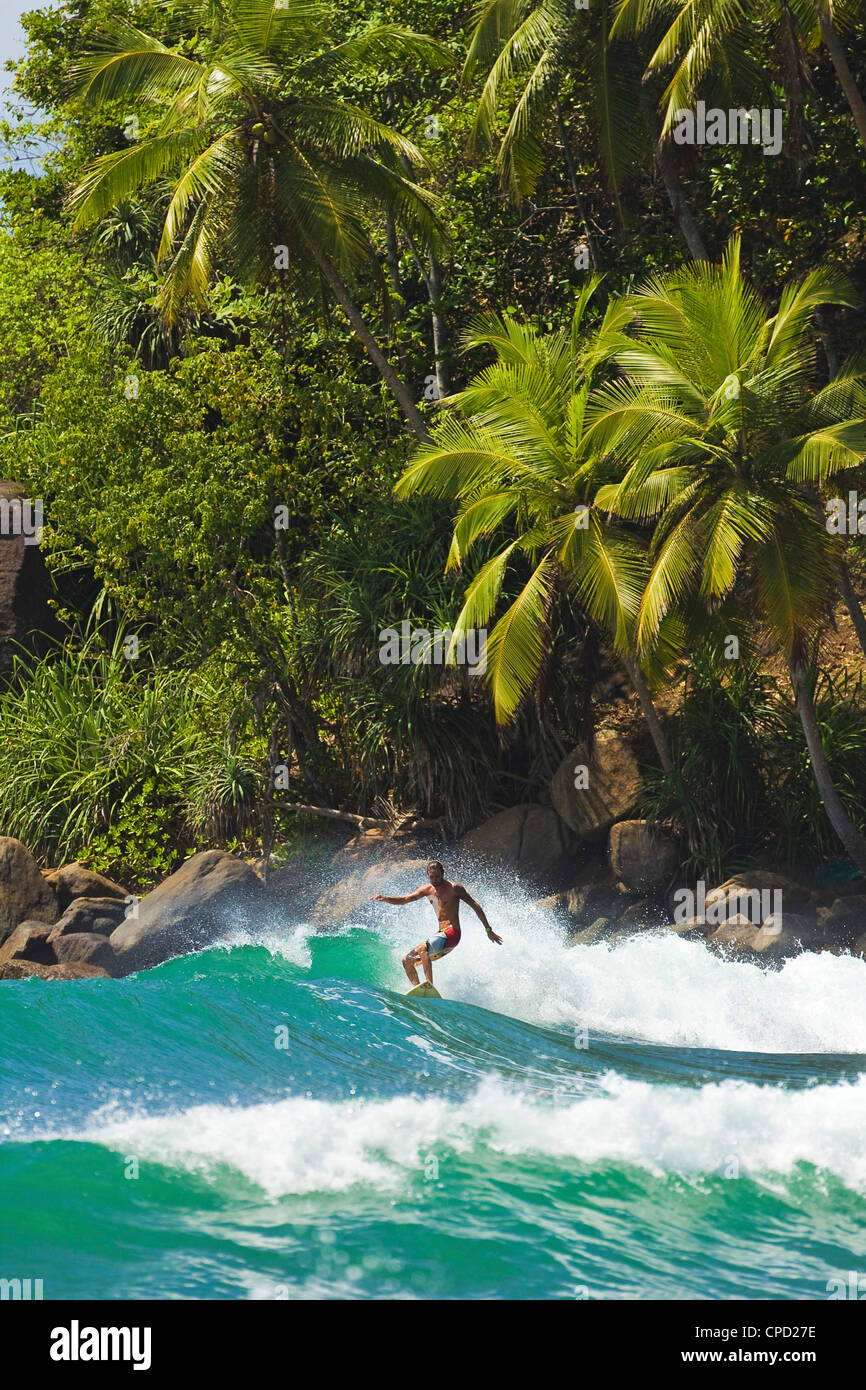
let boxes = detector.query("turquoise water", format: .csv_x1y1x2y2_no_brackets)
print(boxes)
2,884,866,1300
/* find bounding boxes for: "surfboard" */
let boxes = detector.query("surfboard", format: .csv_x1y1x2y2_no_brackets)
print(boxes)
406,982,442,999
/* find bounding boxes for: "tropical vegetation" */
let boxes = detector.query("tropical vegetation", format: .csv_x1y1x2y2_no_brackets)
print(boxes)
0,0,863,884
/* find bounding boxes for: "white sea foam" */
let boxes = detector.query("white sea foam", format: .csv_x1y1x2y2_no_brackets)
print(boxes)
219,923,314,968
79,1071,866,1197
366,883,866,1054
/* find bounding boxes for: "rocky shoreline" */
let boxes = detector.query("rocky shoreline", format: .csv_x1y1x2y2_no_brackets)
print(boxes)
2,804,865,981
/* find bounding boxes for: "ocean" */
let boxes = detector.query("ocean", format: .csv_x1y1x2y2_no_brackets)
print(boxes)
2,879,866,1301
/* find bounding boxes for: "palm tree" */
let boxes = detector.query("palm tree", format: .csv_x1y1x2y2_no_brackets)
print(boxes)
586,236,866,869
612,0,866,152
394,277,677,771
463,0,710,259
66,0,454,440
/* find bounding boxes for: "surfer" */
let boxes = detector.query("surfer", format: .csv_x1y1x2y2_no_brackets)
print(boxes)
371,860,502,986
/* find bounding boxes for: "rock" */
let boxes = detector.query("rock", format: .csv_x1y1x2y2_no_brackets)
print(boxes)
666,915,713,940
0,837,58,944
706,911,822,961
609,820,679,893
51,932,120,977
817,896,866,950
326,829,428,871
705,915,763,957
754,913,824,959
459,804,575,888
616,898,668,931
110,850,264,973
311,845,433,922
0,481,59,678
703,872,811,926
47,897,129,940
42,863,128,913
567,916,619,946
0,920,55,966
536,881,627,924
0,960,110,981
550,730,642,838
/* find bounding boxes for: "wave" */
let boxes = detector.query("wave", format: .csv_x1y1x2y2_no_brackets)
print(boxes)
228,877,866,1053
71,1070,866,1198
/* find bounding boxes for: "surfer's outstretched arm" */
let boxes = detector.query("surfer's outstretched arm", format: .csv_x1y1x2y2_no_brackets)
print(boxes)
456,885,502,945
370,887,430,906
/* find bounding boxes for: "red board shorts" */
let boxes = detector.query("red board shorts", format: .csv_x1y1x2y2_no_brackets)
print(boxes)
425,931,458,961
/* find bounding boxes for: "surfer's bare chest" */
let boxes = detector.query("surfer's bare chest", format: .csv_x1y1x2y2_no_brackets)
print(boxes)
429,883,460,923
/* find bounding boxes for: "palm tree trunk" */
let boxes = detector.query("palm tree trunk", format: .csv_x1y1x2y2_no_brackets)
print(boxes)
555,101,599,270
396,152,451,401
788,656,866,873
838,560,866,661
427,254,450,399
624,652,674,773
816,6,866,151
639,90,709,261
307,242,431,442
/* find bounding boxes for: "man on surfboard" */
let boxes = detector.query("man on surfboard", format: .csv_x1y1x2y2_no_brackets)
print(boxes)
371,861,502,987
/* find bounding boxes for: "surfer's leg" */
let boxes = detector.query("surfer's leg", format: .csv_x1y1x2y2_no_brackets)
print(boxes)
402,946,422,985
417,943,434,986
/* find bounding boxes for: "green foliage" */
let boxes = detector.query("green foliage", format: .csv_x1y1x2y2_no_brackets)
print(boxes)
643,657,866,879
0,628,273,886
0,0,864,878
0,213,95,430
0,633,192,882
3,328,403,658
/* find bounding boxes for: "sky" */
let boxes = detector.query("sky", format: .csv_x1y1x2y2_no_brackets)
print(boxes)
0,3,60,173
0,4,30,116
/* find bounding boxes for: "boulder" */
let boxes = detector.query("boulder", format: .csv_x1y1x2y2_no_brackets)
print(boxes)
48,897,129,941
459,804,575,888
51,932,120,978
0,838,58,944
110,850,264,973
705,914,763,957
817,896,866,950
0,960,110,981
706,912,822,960
0,481,59,678
755,912,824,959
615,898,668,931
309,833,431,926
550,730,642,838
0,920,55,966
535,881,627,925
43,862,128,912
609,820,679,893
666,915,713,940
567,916,619,947
703,872,811,926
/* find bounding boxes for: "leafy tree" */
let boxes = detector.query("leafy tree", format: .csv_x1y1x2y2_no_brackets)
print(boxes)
612,0,866,152
462,0,710,258
66,0,456,438
592,236,866,867
395,278,677,770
